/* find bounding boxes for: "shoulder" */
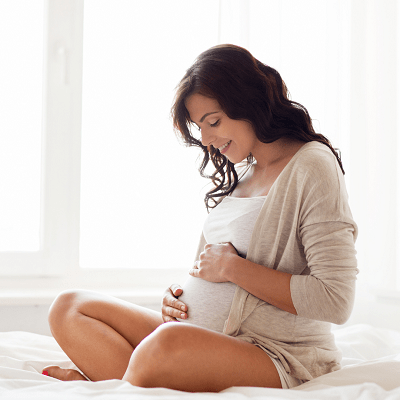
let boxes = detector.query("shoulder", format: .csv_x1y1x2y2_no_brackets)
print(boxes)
283,141,343,195
294,141,340,177
274,141,347,210
289,143,354,226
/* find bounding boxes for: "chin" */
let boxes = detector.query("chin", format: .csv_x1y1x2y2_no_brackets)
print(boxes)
227,154,247,164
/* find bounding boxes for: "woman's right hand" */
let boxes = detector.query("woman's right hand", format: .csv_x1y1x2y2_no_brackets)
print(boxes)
161,284,188,322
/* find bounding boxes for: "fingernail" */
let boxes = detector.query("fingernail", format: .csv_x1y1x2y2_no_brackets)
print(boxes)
42,370,49,376
181,306,186,311
181,313,186,319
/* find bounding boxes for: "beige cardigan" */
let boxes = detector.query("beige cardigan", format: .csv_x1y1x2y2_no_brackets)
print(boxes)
193,141,358,381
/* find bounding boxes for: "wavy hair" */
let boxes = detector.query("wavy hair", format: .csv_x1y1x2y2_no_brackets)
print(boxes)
171,44,344,211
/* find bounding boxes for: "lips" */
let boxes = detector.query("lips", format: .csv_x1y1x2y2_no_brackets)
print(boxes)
218,140,232,153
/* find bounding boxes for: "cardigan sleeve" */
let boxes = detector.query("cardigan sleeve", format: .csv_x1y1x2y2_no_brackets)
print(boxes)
290,151,358,325
291,221,357,324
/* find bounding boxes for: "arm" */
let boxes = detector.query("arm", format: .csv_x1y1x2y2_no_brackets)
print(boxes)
190,243,296,315
226,222,358,324
191,222,357,324
225,253,297,315
291,220,357,324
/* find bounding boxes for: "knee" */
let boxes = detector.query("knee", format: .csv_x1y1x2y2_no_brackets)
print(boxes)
140,322,187,361
124,323,185,387
48,289,85,333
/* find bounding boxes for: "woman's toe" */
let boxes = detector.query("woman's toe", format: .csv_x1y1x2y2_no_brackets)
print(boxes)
42,366,87,381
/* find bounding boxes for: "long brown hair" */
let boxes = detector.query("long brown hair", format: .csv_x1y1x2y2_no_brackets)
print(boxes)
171,44,344,211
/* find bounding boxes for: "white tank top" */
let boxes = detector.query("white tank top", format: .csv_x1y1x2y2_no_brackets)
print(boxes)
178,195,266,332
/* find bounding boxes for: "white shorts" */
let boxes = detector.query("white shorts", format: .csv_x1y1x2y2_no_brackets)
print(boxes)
269,356,305,389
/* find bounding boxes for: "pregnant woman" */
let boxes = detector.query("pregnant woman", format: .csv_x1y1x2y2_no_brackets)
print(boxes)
42,44,358,392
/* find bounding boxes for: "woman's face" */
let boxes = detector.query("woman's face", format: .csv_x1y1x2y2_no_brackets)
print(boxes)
185,93,260,164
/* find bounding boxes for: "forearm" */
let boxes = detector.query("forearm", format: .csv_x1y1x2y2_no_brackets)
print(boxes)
223,254,297,315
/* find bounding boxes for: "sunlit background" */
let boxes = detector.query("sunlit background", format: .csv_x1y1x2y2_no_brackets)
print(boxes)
0,1,399,305
0,1,353,268
0,1,43,251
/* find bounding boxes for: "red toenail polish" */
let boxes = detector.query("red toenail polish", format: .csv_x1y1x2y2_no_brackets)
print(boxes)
42,371,49,376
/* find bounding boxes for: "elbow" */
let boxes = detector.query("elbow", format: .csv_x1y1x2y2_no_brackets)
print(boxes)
298,299,353,325
292,277,356,324
326,296,354,325
330,310,351,325
322,281,355,325
310,303,352,325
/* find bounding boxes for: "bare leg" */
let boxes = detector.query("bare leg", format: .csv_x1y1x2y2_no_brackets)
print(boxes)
123,322,282,392
44,289,163,381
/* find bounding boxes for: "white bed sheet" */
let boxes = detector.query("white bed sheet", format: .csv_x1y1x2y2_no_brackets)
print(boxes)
0,324,400,399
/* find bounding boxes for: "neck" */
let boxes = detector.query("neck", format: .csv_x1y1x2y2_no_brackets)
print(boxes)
252,137,305,171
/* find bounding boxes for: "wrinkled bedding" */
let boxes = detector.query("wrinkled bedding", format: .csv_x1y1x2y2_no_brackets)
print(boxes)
1,324,400,399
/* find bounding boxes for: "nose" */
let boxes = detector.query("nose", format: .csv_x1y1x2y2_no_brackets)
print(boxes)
200,127,216,147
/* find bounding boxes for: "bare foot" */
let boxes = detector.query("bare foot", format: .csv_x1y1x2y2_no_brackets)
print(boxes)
42,365,88,381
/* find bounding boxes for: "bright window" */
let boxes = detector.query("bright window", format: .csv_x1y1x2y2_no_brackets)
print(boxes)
79,0,218,269
0,1,44,251
0,0,398,296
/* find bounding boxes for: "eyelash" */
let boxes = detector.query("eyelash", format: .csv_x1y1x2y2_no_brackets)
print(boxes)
193,119,220,132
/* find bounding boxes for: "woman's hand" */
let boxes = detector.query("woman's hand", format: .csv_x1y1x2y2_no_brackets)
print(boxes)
161,284,188,322
189,242,239,282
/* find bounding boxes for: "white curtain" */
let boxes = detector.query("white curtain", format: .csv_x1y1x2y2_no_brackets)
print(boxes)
347,0,398,292
222,0,400,293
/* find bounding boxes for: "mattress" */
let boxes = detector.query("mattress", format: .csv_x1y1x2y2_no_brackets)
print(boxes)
0,324,399,399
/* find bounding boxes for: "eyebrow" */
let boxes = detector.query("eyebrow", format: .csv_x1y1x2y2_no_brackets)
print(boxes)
199,111,219,123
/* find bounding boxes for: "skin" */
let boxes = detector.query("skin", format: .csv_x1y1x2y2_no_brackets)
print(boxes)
43,93,306,392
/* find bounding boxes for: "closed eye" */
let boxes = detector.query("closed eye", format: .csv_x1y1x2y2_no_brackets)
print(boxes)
210,120,220,128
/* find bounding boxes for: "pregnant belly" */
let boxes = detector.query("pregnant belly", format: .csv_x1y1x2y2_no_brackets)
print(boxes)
176,275,237,333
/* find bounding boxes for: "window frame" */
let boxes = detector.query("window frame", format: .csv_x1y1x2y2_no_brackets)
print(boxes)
0,0,82,278
0,0,187,291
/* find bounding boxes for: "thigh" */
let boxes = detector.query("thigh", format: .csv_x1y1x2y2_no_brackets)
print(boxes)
75,290,163,347
49,289,163,349
124,323,282,392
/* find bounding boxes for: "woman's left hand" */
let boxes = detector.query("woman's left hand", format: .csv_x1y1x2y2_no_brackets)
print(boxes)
189,242,239,282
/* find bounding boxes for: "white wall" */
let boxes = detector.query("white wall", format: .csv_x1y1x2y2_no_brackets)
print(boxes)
0,305,52,336
344,291,400,332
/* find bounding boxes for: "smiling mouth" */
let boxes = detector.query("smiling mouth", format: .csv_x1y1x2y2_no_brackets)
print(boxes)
218,140,232,152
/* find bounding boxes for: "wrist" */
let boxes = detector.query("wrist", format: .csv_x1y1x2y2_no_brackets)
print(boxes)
223,252,240,281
